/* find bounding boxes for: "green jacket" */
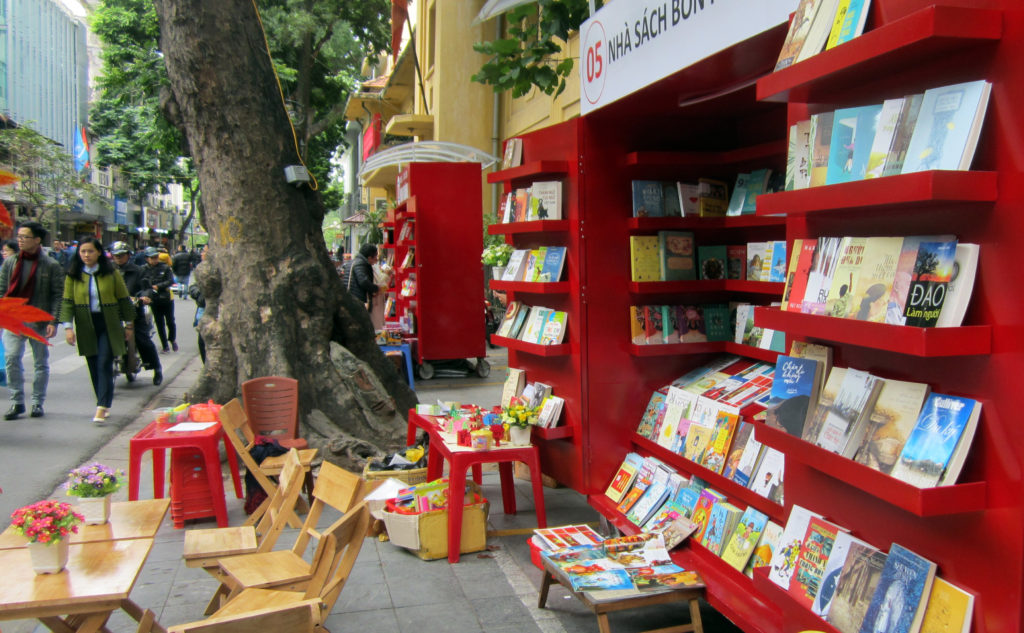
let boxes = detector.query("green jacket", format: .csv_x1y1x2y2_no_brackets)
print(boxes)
59,270,136,357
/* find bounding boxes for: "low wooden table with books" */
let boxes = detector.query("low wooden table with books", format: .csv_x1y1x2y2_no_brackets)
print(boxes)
537,552,705,633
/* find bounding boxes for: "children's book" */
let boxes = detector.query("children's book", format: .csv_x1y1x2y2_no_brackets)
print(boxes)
919,577,974,633
604,453,646,503
742,169,772,214
658,231,697,281
683,424,714,465
775,0,824,70
890,393,982,488
631,567,705,591
539,310,568,345
534,525,605,550
744,520,783,578
636,388,669,439
632,180,664,217
720,506,769,571
537,395,564,428
644,503,700,549
813,531,872,617
788,516,842,609
700,410,740,474
857,544,937,633
496,301,523,339
851,378,930,475
903,238,958,327
569,569,635,593
518,306,550,343
625,481,671,528
630,235,661,282
767,504,823,590
690,489,726,545
700,501,742,556
767,240,788,282
658,386,699,452
702,303,731,342
662,304,679,345
537,246,567,283
721,421,753,481
746,242,767,282
827,542,888,633
796,0,841,63
901,80,992,173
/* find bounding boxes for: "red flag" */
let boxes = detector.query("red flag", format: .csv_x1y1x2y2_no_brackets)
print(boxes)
391,0,409,62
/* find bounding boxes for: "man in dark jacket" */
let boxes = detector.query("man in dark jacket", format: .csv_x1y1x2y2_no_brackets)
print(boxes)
171,245,193,299
111,242,163,385
348,243,379,306
141,246,177,352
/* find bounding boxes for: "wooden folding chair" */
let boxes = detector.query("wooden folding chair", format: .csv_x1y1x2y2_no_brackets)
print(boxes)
219,398,317,528
184,448,305,573
167,598,322,633
213,503,372,625
202,460,367,615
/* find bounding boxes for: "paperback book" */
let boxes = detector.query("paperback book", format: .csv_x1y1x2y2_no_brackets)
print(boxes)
857,544,937,633
890,393,982,488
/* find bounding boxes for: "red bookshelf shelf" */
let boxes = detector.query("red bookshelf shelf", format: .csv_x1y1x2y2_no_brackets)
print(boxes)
633,435,786,522
755,171,997,217
628,280,726,294
487,160,570,184
627,216,786,231
624,140,787,168
750,567,840,633
756,6,1003,103
490,280,570,294
722,342,782,364
727,280,786,295
754,307,991,357
628,342,724,357
533,425,574,441
490,335,571,357
381,244,395,250
488,220,571,235
753,422,988,517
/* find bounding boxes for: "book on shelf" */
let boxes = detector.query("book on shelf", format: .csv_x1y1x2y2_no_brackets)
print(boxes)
703,304,731,342
518,306,550,344
662,305,679,344
792,119,813,190
889,393,982,488
643,305,665,345
901,80,993,174
501,137,523,170
671,487,701,518
526,195,544,222
780,239,805,307
727,244,746,280
826,104,883,185
690,489,727,545
809,111,836,187
802,236,843,315
764,355,823,438
677,305,708,343
538,246,567,282
766,240,788,283
802,366,846,440
812,368,884,457
789,341,834,390
766,504,823,590
500,192,514,223
539,310,568,345
744,520,783,578
632,180,664,217
629,306,646,345
658,231,697,281
530,181,563,220
825,0,872,50
935,243,979,328
849,236,904,322
795,0,841,64
676,182,699,217
697,178,729,217
743,168,772,214
629,235,661,282
865,97,905,179
605,453,645,504
501,367,526,408
700,409,740,475
635,388,668,439
720,505,769,571
759,241,777,283
903,238,958,327
661,181,683,217
882,93,925,177
726,172,749,216
513,188,530,222
788,516,844,610
524,248,547,282
746,242,767,282
502,250,529,282
700,501,742,556
748,446,784,504
919,577,974,633
616,477,651,516
857,544,937,633
656,386,698,452
884,235,953,325
644,503,700,549
683,424,714,465
625,480,672,527
812,531,873,618
698,245,727,281
775,0,822,70
729,423,766,488
851,377,930,475
826,541,888,633
825,236,867,318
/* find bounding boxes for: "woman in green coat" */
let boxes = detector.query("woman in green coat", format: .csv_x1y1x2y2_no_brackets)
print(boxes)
60,237,135,424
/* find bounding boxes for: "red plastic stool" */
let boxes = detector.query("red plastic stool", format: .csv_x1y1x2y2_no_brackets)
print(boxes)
170,448,219,528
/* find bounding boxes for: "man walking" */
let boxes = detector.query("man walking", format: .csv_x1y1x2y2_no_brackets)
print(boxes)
171,245,193,298
141,247,177,352
111,242,163,385
0,222,65,419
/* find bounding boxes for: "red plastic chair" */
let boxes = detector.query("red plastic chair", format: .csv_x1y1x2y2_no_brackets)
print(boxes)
241,376,307,450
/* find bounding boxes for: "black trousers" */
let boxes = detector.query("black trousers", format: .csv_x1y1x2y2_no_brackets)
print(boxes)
150,299,176,349
133,315,161,371
85,313,114,408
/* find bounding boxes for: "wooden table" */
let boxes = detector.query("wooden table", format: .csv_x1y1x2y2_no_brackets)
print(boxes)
538,553,704,633
0,499,171,550
0,538,167,633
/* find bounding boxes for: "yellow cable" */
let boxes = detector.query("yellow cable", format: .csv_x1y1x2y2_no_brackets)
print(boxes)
249,0,319,191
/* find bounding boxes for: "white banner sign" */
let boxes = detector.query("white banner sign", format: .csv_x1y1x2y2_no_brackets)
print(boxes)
579,0,797,115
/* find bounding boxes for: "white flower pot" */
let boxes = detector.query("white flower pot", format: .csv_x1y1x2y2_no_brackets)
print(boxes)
492,266,506,280
28,539,69,574
508,425,532,446
76,495,111,525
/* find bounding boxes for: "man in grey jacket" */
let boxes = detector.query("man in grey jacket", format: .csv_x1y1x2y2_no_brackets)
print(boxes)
0,222,65,419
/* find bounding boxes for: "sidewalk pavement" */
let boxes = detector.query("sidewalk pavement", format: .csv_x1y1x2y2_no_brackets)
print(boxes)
4,351,743,633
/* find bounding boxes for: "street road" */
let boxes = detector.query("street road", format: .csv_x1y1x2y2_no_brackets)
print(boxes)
0,299,200,527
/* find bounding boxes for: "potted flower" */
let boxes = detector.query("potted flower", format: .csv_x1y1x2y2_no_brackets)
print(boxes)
501,400,542,446
10,500,84,573
482,243,514,280
64,462,126,525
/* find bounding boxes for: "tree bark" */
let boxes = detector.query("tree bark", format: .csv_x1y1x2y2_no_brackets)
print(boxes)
153,0,416,468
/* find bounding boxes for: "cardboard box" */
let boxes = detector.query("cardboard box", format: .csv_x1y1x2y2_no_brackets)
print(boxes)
513,461,560,488
382,497,489,561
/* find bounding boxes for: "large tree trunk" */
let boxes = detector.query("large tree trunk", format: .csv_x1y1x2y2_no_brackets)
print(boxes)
153,0,416,468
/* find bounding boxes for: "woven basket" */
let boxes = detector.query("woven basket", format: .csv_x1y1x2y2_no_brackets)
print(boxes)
362,457,429,485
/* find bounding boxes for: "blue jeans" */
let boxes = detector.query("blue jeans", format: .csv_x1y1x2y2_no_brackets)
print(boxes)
84,312,115,408
3,325,50,406
174,274,190,298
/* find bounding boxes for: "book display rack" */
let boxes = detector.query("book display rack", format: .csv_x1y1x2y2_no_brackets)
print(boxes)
504,2,1023,632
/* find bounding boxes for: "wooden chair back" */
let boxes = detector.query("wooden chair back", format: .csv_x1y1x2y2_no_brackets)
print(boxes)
219,399,276,495
291,461,365,555
301,502,371,612
241,376,300,440
254,448,305,552
167,598,321,633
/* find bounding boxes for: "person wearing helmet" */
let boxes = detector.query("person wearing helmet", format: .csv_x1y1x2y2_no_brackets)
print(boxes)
110,242,163,385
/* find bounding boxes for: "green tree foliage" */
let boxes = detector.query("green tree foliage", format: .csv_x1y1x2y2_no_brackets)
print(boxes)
472,0,597,98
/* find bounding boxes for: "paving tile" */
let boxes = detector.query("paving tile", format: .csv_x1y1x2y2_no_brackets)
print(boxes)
331,580,394,613
469,594,537,627
457,569,516,599
159,603,209,629
387,575,464,608
394,599,482,633
323,607,399,632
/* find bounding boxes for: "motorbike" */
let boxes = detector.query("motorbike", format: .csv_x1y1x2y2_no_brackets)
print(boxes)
113,298,149,383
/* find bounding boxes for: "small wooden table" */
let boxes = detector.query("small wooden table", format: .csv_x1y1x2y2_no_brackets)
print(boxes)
129,420,243,528
0,538,166,633
0,499,171,550
538,554,704,633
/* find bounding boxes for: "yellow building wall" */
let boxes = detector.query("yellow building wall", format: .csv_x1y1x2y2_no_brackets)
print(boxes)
502,32,581,138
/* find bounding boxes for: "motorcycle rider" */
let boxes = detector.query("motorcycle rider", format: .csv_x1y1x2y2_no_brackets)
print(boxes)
110,242,163,385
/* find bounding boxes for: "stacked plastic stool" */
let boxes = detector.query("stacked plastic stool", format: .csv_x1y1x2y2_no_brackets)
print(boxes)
169,448,219,528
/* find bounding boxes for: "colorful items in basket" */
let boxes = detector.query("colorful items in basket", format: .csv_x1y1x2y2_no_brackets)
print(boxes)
387,478,480,513
188,401,221,422
376,326,404,345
